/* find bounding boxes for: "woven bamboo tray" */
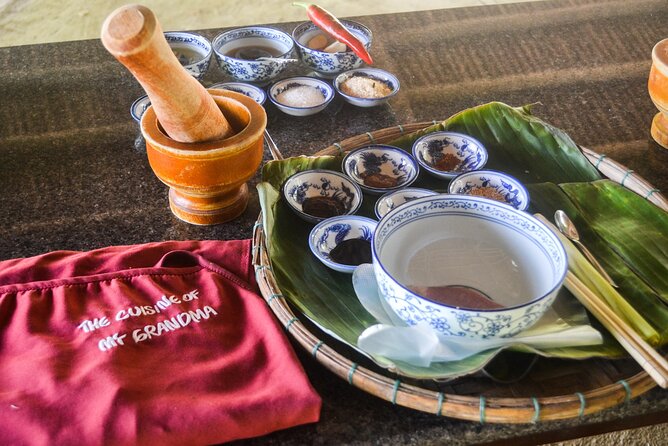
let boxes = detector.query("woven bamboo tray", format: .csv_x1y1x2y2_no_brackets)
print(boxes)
252,122,668,423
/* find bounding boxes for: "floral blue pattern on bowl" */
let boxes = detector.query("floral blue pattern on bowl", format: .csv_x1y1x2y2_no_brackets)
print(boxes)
212,26,295,83
374,188,439,219
448,169,530,211
309,215,378,274
164,32,212,80
342,145,419,195
130,94,151,123
372,194,567,339
292,20,372,78
283,169,363,224
334,68,400,107
209,82,267,105
268,76,335,116
412,131,488,180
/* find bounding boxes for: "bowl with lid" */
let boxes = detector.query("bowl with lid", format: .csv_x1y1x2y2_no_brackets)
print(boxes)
342,145,419,195
292,20,372,78
268,76,334,116
164,31,212,80
309,215,377,273
283,169,363,223
448,169,530,211
212,26,295,83
372,194,567,339
334,68,400,107
412,131,488,180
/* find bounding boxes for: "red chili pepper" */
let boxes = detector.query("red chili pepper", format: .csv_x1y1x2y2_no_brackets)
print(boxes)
293,2,373,65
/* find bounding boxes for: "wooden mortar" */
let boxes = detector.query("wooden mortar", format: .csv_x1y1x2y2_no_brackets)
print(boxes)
141,90,267,225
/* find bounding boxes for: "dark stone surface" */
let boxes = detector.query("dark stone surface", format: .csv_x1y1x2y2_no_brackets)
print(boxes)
1,0,667,444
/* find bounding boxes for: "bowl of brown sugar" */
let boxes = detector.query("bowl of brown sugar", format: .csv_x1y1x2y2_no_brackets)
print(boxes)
342,145,419,195
334,68,400,107
448,169,530,211
411,131,488,180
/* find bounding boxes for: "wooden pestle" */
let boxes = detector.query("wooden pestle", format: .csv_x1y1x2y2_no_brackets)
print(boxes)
101,4,233,143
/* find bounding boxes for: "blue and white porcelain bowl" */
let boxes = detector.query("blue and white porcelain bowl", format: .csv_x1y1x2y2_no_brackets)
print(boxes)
292,20,372,78
268,77,334,116
309,215,378,274
448,170,530,211
130,94,151,123
334,68,400,107
212,26,295,83
164,32,212,80
283,169,363,224
412,131,488,180
209,82,266,105
373,194,567,339
342,145,419,195
374,188,439,219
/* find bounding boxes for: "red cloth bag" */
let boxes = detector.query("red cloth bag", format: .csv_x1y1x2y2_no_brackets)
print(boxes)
0,240,321,445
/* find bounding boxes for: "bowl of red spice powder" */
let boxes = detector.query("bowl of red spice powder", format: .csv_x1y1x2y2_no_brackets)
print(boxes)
342,145,419,195
412,131,488,180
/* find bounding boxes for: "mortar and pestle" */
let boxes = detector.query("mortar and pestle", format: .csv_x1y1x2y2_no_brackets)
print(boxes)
102,4,267,225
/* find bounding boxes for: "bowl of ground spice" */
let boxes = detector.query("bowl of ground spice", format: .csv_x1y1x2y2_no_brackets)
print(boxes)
309,215,378,273
268,76,335,116
334,68,400,107
283,169,363,223
448,169,530,211
412,131,488,180
342,145,419,195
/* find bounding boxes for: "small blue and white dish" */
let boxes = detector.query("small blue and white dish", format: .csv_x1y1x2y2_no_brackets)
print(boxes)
448,169,530,211
164,32,212,80
292,20,372,78
309,215,377,274
282,169,363,224
130,94,151,123
334,68,400,107
209,82,266,105
268,77,334,116
412,131,488,180
374,188,439,219
342,145,419,195
212,26,295,84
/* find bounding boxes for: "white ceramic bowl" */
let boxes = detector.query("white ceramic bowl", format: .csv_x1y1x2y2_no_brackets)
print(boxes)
209,82,266,105
448,169,530,211
164,32,212,80
373,194,567,339
342,145,419,195
374,188,439,219
212,26,295,83
412,131,488,180
283,169,363,223
292,20,372,78
334,68,400,107
268,77,335,116
309,215,377,274
130,94,151,123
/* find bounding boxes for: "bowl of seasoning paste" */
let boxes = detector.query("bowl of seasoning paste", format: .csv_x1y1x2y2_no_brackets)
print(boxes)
334,68,400,107
268,76,335,116
448,169,530,211
309,215,378,273
283,169,363,224
412,131,488,180
342,145,419,195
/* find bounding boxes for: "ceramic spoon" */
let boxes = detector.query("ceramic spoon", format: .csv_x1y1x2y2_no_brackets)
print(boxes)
554,210,618,288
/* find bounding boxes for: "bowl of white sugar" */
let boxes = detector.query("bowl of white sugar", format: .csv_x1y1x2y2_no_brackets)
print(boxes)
268,76,335,116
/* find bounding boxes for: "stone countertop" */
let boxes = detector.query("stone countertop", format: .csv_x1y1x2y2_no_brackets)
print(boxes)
1,0,667,443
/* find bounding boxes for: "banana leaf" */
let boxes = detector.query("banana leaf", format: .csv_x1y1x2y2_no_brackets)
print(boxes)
258,101,668,379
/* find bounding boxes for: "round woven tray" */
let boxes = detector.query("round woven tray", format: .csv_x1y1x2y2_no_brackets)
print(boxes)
252,122,668,423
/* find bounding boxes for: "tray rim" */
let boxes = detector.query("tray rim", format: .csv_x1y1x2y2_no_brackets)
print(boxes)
252,120,668,423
